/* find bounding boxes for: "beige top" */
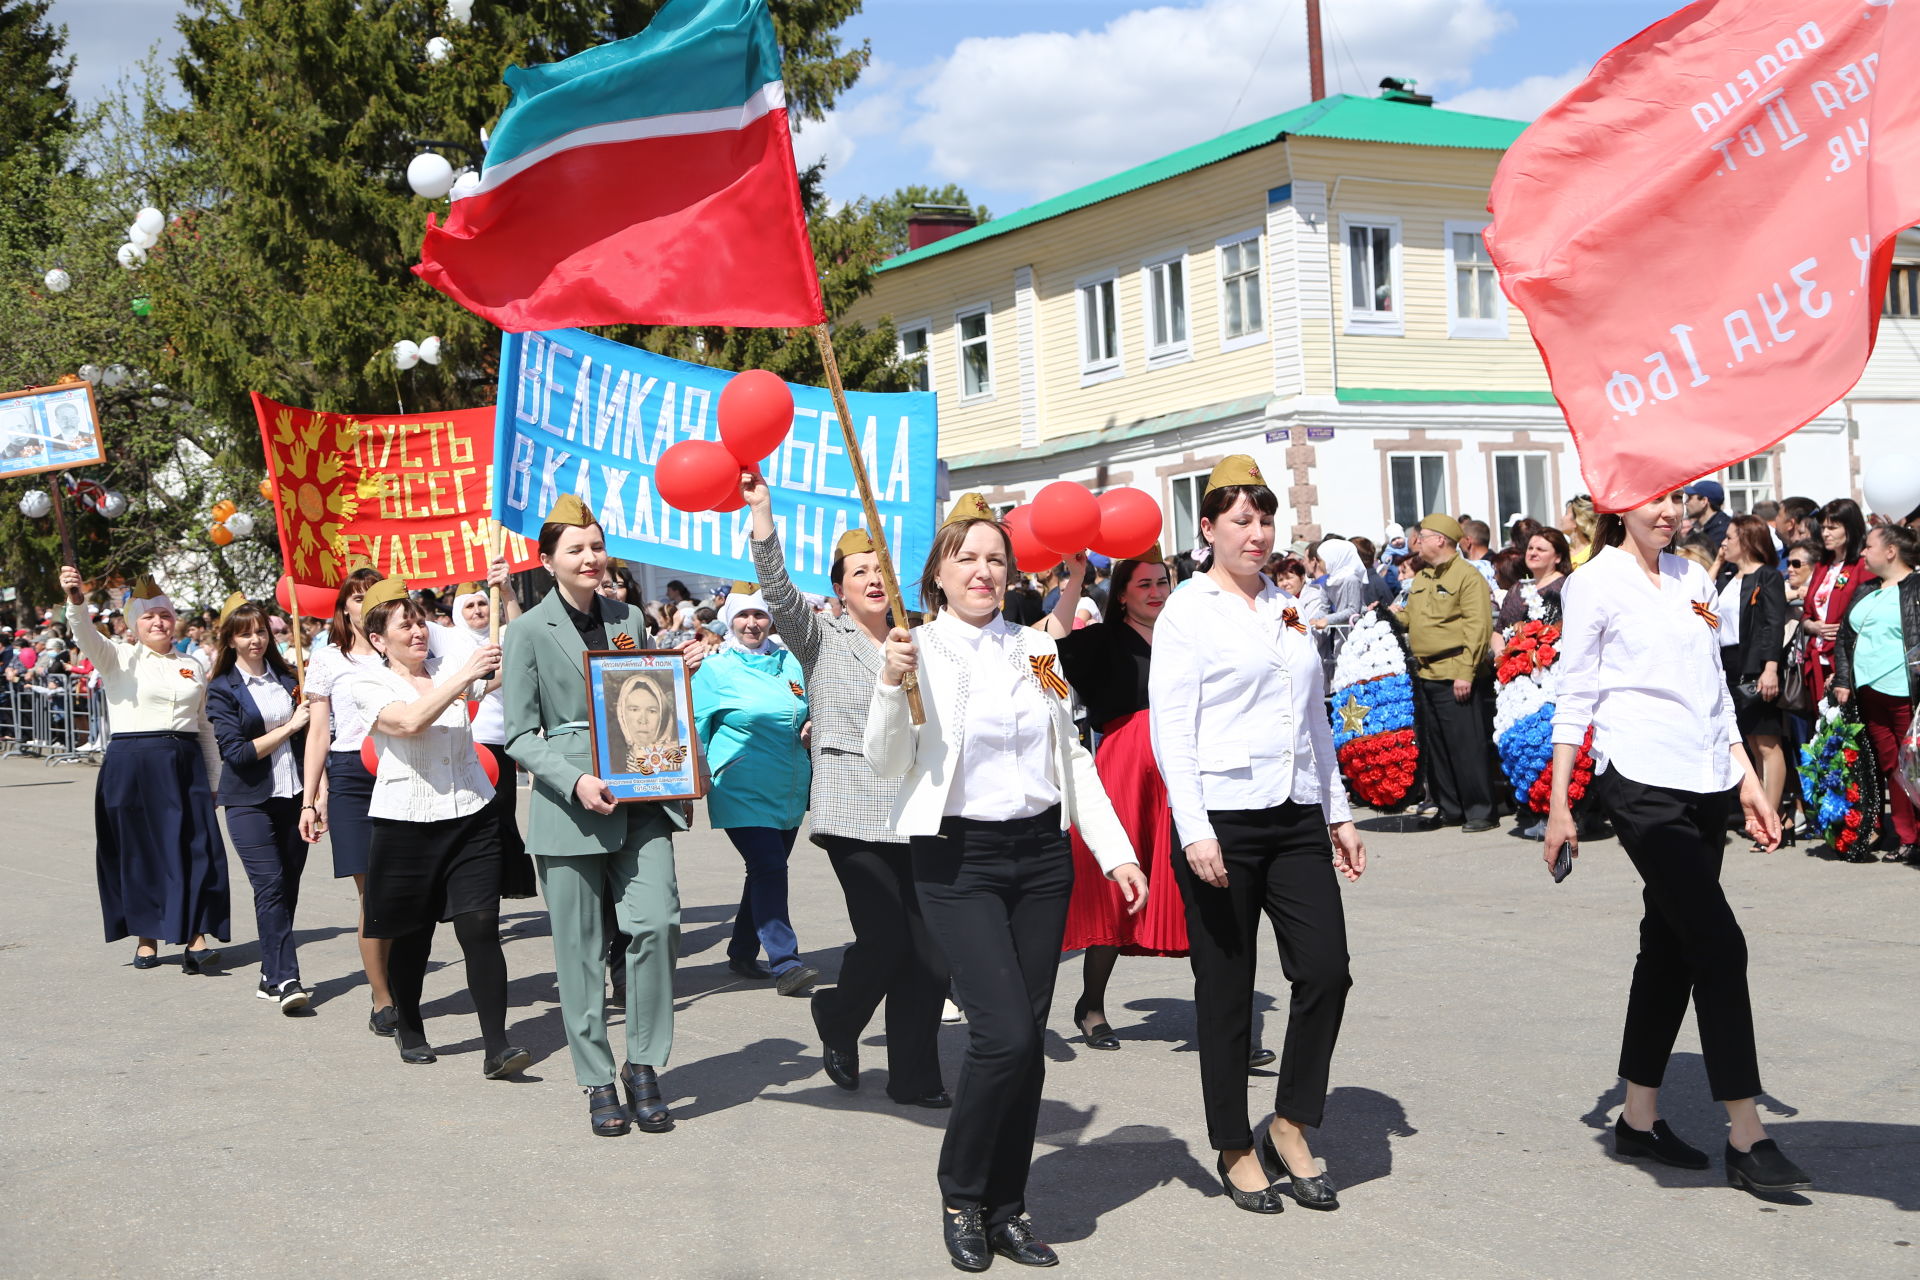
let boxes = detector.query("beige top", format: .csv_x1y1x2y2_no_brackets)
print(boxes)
65,603,221,784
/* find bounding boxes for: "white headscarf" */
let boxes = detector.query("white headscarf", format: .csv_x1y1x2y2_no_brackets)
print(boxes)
1319,537,1365,587
721,589,775,655
452,588,489,639
125,588,175,632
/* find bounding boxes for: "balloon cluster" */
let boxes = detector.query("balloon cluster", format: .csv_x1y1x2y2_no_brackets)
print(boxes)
393,336,444,370
1004,482,1161,568
63,475,128,519
117,207,166,270
208,498,255,547
656,370,794,513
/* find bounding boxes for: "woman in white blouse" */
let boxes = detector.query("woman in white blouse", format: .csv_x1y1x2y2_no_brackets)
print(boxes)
868,493,1147,1273
353,578,526,1079
61,567,228,972
1546,490,1809,1196
1149,456,1365,1216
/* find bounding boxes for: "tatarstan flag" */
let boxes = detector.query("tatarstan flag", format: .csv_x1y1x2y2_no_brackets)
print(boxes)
414,0,825,333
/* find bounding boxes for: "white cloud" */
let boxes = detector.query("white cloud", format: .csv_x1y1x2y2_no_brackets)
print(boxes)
901,0,1514,201
792,59,905,179
1441,66,1586,120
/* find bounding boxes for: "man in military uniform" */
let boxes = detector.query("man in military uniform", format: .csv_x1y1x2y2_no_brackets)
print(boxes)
1394,513,1497,832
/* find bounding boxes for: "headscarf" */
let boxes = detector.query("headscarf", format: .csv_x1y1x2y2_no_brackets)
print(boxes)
124,574,175,633
1319,537,1365,587
452,588,489,639
721,587,775,655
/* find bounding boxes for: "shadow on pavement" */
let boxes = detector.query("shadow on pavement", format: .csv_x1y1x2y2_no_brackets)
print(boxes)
1320,1085,1417,1188
1029,1122,1216,1242
661,1035,814,1119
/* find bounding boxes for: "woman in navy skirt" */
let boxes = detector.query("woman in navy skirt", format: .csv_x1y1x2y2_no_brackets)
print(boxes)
298,565,396,1034
61,567,228,971
206,596,313,1013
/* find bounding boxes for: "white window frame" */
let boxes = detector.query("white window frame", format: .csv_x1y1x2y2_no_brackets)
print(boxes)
1075,272,1123,385
1719,456,1775,515
1216,229,1266,353
1167,469,1209,557
1386,452,1448,528
954,303,994,402
1341,214,1404,337
1141,250,1192,366
896,317,932,393
1444,219,1507,340
1490,451,1552,530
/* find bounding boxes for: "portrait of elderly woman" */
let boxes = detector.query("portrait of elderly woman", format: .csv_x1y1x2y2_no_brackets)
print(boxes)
608,669,682,774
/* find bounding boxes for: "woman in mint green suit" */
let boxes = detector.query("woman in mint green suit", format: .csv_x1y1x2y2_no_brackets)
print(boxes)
693,583,817,997
503,495,703,1139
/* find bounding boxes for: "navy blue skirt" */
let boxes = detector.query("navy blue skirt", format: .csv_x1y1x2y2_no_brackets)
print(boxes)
326,749,376,879
96,731,229,944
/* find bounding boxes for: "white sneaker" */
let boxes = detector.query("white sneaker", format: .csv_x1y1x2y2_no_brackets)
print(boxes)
941,998,964,1025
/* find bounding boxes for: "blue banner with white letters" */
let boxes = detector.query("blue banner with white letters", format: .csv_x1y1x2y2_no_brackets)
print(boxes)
493,329,937,608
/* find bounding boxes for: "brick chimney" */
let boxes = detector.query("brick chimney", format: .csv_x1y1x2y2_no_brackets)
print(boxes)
906,204,978,250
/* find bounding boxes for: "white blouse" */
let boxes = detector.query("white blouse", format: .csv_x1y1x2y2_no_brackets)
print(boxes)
306,644,384,753
1553,545,1740,793
238,667,300,799
927,612,1060,822
353,659,494,822
1149,573,1351,846
431,624,506,746
66,603,220,784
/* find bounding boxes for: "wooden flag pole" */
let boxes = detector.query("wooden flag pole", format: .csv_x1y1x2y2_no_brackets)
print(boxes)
287,582,308,689
811,324,925,726
48,479,78,570
487,517,504,646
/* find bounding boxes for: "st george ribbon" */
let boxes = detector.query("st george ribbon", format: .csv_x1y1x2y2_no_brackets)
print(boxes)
1487,0,1920,512
492,329,939,608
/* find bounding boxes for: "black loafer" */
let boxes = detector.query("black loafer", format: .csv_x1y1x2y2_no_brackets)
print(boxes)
131,949,161,970
987,1216,1059,1268
812,993,859,1090
1215,1153,1283,1214
775,964,820,997
398,1041,437,1065
1614,1117,1709,1169
1249,1047,1276,1069
181,948,220,975
587,1083,631,1138
1726,1139,1812,1194
890,1089,953,1109
727,957,772,980
1461,819,1499,834
483,1046,531,1079
1261,1133,1338,1210
621,1062,673,1133
368,1005,399,1038
941,1204,990,1272
1072,996,1120,1050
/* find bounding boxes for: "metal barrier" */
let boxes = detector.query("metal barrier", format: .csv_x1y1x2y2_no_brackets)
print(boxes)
0,673,107,766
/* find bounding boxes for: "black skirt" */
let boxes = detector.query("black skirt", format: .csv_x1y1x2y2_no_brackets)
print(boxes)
482,742,536,898
96,731,229,944
1729,673,1785,739
363,808,503,938
325,750,376,879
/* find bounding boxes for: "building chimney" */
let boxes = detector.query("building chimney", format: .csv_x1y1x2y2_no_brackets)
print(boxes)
1377,77,1434,107
906,204,977,251
1305,0,1325,102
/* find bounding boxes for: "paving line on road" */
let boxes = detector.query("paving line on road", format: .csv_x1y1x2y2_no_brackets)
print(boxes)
0,860,93,888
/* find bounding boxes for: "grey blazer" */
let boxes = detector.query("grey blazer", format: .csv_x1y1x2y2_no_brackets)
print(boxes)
751,533,905,846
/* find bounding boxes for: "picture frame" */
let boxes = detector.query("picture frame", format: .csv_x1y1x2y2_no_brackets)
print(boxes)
582,649,706,803
0,382,106,481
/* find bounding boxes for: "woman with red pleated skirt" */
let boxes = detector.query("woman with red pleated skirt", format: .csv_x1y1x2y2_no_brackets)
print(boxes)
1048,551,1194,1051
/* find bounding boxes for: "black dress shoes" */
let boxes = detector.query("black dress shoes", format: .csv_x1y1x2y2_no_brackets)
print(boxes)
812,993,859,1090
1261,1132,1339,1210
621,1062,673,1132
1726,1139,1813,1195
1461,819,1500,834
890,1089,953,1109
1614,1116,1709,1169
131,949,161,970
482,1046,531,1079
1072,997,1120,1050
987,1217,1059,1268
368,1004,399,1038
1215,1153,1283,1214
1248,1047,1276,1069
181,948,220,975
728,957,772,980
942,1204,991,1272
397,1039,437,1065
586,1083,631,1138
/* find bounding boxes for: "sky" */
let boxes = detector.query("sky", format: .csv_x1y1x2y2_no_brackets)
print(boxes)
53,0,1681,216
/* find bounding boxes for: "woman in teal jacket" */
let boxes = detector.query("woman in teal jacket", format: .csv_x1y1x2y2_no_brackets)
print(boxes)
694,583,818,997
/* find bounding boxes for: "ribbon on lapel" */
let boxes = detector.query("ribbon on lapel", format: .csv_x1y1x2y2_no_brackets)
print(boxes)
1692,600,1720,629
1030,654,1070,699
788,680,804,699
1282,607,1308,634
612,632,637,651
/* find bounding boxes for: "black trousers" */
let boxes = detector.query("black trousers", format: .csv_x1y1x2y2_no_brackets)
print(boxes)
1173,803,1351,1150
1414,674,1496,823
1597,767,1761,1101
226,796,308,988
911,809,1073,1227
813,836,950,1100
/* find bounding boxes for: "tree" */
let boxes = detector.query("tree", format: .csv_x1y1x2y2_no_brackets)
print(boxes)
869,183,990,258
0,0,72,157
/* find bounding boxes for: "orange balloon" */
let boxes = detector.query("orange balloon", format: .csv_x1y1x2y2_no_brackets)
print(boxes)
211,499,237,522
258,478,275,502
209,523,235,546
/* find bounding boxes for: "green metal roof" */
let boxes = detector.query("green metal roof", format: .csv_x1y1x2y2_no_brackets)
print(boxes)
876,94,1528,274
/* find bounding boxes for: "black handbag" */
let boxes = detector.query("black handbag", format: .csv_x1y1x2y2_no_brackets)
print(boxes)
1777,621,1811,715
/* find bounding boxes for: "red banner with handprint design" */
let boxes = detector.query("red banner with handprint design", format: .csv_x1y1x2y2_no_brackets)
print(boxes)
250,392,536,589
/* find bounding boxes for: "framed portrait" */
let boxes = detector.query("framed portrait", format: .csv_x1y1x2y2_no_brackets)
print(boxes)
583,649,706,803
0,383,106,481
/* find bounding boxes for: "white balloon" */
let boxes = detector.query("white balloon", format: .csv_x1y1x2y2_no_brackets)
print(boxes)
449,169,481,200
406,152,456,199
99,491,128,520
426,35,452,62
115,242,145,269
1863,453,1920,519
418,335,443,365
103,364,128,387
44,268,71,292
133,207,165,237
78,364,101,383
128,225,158,250
446,0,475,23
225,511,255,537
393,339,421,370
19,491,51,519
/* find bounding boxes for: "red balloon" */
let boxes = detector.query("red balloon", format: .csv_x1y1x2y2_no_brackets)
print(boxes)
276,575,336,619
1004,505,1061,574
717,369,795,466
709,478,748,513
1029,481,1100,555
656,440,739,512
1090,487,1163,559
475,741,499,787
359,736,379,776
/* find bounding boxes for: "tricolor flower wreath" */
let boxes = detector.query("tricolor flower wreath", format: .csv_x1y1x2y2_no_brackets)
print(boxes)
1797,705,1883,855
1328,615,1418,806
1493,618,1596,813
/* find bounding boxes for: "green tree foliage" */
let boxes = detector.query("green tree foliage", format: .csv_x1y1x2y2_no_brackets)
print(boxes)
869,182,990,258
0,0,72,156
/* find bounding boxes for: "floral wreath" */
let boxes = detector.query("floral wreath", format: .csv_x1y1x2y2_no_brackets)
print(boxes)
1328,615,1419,807
1797,705,1882,855
1493,616,1596,814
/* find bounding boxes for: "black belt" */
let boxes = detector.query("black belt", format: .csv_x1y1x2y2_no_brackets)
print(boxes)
112,730,196,741
937,804,1063,837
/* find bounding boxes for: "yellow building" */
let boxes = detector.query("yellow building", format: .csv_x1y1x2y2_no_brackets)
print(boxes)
845,87,1906,553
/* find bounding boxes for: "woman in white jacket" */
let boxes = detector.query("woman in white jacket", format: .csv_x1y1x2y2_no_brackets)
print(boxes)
868,493,1147,1274
1150,456,1366,1216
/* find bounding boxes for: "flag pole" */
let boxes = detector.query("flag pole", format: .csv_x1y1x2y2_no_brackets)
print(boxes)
49,478,78,569
812,323,925,726
287,581,308,689
487,517,504,646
